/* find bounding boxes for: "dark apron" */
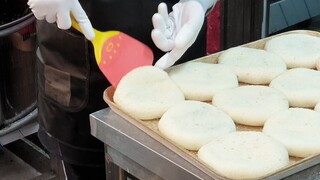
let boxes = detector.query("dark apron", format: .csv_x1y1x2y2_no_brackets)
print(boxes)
36,0,207,166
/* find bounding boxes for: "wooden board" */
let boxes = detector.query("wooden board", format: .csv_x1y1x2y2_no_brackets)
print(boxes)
103,30,320,179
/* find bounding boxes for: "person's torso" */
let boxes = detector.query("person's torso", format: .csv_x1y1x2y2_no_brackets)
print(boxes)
36,0,207,151
80,0,179,60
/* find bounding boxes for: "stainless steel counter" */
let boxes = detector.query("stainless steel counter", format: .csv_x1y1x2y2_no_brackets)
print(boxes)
90,108,320,180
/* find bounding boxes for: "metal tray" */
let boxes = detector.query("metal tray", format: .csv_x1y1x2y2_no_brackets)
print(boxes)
103,30,320,179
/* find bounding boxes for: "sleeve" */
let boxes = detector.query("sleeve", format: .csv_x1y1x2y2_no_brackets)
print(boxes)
180,0,218,15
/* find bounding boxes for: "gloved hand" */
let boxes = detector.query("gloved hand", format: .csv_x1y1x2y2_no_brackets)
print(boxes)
27,0,95,40
152,0,216,69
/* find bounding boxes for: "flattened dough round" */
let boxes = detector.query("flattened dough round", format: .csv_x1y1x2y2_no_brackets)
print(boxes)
263,108,320,158
264,33,320,69
213,85,289,126
158,100,236,150
269,68,320,108
168,62,238,101
114,66,185,120
218,46,287,84
198,131,289,180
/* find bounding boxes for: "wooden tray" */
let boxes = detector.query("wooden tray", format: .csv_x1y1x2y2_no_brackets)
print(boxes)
103,30,320,179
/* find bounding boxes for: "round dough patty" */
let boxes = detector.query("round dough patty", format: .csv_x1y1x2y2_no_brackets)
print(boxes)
213,85,289,126
263,108,320,158
269,68,320,108
218,46,287,85
114,66,185,120
158,100,236,150
198,131,289,180
168,62,238,101
264,33,320,69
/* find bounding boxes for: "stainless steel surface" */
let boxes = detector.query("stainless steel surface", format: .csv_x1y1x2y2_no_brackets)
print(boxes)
90,108,320,180
106,146,163,180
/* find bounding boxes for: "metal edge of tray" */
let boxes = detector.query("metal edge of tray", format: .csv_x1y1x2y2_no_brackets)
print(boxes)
265,154,320,179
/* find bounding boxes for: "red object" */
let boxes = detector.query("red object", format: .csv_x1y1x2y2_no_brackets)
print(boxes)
100,32,154,87
206,1,221,55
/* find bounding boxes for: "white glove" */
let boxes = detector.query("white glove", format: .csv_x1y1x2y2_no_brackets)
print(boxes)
27,0,95,40
152,0,216,69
